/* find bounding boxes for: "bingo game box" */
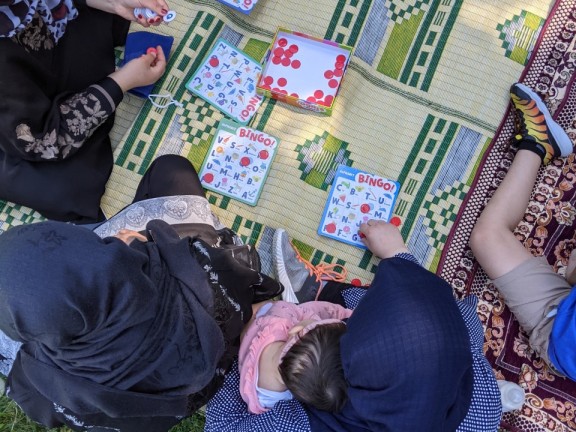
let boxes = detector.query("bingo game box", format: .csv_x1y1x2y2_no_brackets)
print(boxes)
186,39,263,125
257,28,353,115
318,165,400,248
216,0,259,14
199,119,279,206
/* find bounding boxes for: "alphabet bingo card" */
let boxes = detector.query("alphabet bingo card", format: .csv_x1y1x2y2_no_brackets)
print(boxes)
199,119,279,206
186,39,263,125
318,165,401,248
216,0,259,14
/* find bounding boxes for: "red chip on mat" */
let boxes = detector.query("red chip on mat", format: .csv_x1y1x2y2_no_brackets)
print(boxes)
263,76,274,85
333,68,343,77
351,278,363,286
284,50,293,58
336,54,347,63
314,89,324,99
335,62,344,70
291,59,301,69
324,95,334,106
390,216,402,227
306,96,316,102
328,79,339,88
324,70,334,79
272,56,282,65
290,93,299,98
277,77,287,87
273,47,284,57
281,57,291,66
288,44,299,53
278,38,288,47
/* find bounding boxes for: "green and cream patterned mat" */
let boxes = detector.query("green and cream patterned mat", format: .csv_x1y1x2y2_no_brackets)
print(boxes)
0,0,554,284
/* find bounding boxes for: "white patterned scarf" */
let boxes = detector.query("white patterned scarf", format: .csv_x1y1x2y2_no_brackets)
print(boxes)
0,0,77,41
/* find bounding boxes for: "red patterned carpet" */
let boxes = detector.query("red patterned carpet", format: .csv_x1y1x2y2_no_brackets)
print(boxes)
439,1,576,431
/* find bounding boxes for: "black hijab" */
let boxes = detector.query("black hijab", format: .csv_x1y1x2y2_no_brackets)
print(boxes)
0,220,233,430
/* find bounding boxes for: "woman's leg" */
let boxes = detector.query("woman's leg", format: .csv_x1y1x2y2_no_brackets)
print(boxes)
133,154,205,203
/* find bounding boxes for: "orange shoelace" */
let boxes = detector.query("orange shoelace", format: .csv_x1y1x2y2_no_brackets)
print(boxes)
292,245,348,301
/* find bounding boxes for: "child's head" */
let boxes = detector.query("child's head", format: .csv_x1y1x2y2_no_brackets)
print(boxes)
279,321,348,413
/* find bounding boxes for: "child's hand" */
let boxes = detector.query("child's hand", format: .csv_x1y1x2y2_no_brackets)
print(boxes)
109,46,167,92
359,220,409,259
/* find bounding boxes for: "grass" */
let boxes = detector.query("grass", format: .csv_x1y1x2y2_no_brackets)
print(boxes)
0,394,205,432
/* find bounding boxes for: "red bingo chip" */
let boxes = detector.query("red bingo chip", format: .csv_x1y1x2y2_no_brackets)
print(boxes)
333,68,343,77
306,96,316,102
335,62,344,70
324,70,334,79
290,93,299,98
328,79,339,88
277,77,287,87
336,54,347,63
277,38,288,47
288,44,299,54
272,56,282,65
281,57,291,67
324,95,334,106
314,89,324,99
284,50,293,58
273,47,284,57
291,59,301,69
263,76,274,85
390,217,402,227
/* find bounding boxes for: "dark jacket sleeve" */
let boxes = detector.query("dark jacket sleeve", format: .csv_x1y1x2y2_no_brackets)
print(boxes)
0,36,123,162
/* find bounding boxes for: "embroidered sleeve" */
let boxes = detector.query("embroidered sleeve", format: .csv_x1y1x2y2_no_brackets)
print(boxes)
13,78,122,160
393,252,420,266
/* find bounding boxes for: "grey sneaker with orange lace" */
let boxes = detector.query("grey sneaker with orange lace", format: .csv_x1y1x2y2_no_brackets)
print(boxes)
272,228,347,303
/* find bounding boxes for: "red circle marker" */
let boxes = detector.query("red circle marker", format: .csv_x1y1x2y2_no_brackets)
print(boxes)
351,278,363,286
306,96,317,102
314,89,324,99
272,56,282,65
281,57,291,67
263,76,274,85
324,95,334,106
203,173,214,183
284,50,293,58
390,216,402,227
277,77,287,87
273,47,284,57
328,79,339,88
333,69,343,77
288,44,299,53
335,62,344,70
325,222,337,234
324,70,334,79
260,84,271,90
336,54,347,63
209,55,219,67
291,59,301,69
278,38,288,47
279,89,288,95
240,157,251,167
259,150,269,160
360,204,371,214
146,47,157,55
290,92,299,98
272,87,281,93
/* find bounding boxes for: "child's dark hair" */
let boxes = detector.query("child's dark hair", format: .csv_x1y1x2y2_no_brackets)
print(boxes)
279,322,348,412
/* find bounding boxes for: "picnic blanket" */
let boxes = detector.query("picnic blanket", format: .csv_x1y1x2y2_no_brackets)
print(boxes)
439,1,576,431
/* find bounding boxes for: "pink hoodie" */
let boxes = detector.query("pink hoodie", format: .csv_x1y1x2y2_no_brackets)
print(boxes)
238,301,352,414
